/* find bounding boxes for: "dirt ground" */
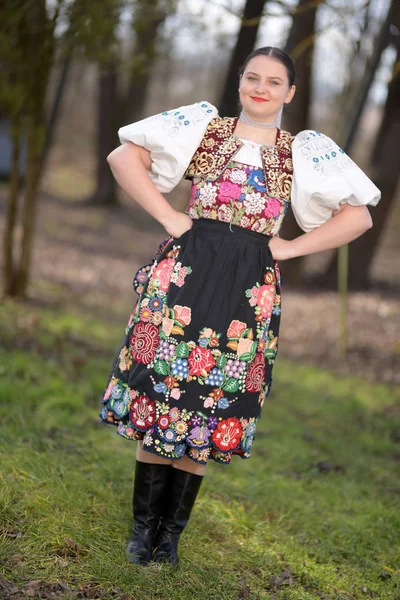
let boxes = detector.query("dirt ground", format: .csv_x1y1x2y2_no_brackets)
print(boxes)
1,183,398,386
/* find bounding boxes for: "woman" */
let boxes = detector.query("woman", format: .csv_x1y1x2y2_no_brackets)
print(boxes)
100,47,380,567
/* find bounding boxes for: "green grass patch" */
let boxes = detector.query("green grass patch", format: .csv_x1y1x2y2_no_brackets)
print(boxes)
0,300,399,599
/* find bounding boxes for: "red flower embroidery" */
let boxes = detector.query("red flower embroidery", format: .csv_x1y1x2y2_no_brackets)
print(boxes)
257,284,275,320
130,321,159,364
245,353,265,392
152,258,175,292
212,418,242,451
188,346,216,376
227,319,247,339
129,394,156,431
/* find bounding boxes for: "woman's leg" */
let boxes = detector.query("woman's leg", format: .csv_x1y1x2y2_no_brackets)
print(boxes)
127,442,173,565
136,440,173,465
171,453,207,476
153,455,206,565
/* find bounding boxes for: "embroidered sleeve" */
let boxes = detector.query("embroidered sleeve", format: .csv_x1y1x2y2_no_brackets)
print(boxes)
290,130,381,232
118,101,218,193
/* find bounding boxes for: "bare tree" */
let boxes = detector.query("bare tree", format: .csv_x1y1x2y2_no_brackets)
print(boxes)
86,0,177,206
317,0,400,289
2,0,57,297
279,0,324,284
219,0,269,117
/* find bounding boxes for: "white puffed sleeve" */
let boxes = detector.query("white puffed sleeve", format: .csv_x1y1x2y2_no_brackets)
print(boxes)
117,101,218,193
291,130,381,232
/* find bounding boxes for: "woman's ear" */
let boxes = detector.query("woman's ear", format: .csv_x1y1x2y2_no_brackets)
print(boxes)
285,85,296,104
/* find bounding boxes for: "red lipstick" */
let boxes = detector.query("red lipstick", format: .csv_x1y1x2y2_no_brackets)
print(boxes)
251,97,268,102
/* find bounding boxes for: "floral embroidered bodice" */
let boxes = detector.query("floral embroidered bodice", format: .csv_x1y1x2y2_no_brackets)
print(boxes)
187,138,290,236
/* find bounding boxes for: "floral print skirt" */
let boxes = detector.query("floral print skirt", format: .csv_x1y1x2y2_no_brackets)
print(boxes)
100,218,282,465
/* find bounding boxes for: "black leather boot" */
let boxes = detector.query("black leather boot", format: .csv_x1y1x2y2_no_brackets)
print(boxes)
152,467,204,566
126,460,171,566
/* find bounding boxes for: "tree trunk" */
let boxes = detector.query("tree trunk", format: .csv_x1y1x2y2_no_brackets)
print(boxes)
316,0,400,289
85,59,119,206
87,1,172,206
123,1,171,124
279,0,322,284
12,0,55,298
3,120,21,297
15,115,43,296
317,47,400,290
40,45,74,175
218,0,267,118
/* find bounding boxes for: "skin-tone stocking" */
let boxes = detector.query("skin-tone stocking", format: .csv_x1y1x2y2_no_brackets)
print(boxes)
136,441,207,476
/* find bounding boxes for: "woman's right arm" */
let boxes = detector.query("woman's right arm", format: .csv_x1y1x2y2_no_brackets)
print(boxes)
107,142,193,238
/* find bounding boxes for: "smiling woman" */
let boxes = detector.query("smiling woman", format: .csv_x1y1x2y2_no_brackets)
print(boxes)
100,46,380,568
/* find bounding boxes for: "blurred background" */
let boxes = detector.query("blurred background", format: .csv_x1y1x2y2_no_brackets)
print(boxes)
1,3,400,598
0,0,399,380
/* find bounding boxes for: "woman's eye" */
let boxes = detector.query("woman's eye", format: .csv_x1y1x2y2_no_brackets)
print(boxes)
247,77,257,81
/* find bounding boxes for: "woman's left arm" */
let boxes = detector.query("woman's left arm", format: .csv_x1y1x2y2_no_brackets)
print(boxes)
269,204,373,261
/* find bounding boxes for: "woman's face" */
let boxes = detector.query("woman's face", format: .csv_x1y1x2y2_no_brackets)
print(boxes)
239,55,296,121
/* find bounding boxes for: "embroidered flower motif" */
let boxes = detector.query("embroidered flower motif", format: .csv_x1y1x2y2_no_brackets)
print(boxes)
188,346,216,376
152,258,175,292
247,169,266,192
151,311,163,325
190,414,202,426
175,420,188,435
149,297,163,311
207,416,219,431
248,285,258,307
264,197,282,219
158,415,170,429
212,418,242,451
217,181,242,204
129,394,156,430
199,182,218,208
217,204,233,223
245,353,265,392
230,169,247,185
118,347,132,372
170,263,192,287
139,307,153,322
161,317,174,337
169,407,181,421
187,425,211,448
236,338,253,357
257,284,275,320
130,321,159,364
251,218,267,232
227,319,247,338
244,192,265,215
173,305,192,326
264,270,276,285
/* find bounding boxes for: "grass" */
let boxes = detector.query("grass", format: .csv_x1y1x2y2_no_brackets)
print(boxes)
0,299,399,600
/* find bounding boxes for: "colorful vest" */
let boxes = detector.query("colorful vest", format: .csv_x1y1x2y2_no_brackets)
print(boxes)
184,116,295,203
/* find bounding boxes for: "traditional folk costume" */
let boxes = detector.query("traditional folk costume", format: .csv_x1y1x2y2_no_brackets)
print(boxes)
99,101,380,565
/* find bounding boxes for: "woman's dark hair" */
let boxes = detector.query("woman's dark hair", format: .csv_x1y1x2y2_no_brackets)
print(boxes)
239,47,295,87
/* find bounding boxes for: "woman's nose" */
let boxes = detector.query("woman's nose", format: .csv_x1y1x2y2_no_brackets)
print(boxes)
254,81,268,94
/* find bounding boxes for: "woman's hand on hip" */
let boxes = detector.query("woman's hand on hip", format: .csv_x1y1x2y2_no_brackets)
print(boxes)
268,236,295,261
161,210,193,239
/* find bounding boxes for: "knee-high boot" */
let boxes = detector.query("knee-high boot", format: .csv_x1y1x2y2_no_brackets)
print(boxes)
152,467,204,566
126,460,171,565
